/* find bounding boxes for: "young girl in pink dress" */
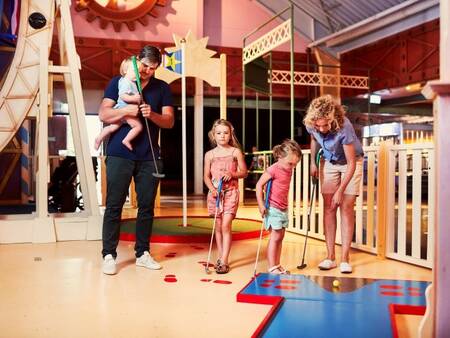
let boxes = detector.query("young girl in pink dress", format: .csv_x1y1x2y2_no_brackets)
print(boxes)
256,139,302,274
204,119,248,274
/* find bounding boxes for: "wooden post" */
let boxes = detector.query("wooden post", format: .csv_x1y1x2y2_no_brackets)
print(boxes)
33,46,56,243
376,141,389,258
220,54,227,119
58,0,102,239
313,48,341,101
420,0,450,336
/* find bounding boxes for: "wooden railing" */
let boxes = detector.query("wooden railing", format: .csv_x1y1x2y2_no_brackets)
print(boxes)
246,142,435,268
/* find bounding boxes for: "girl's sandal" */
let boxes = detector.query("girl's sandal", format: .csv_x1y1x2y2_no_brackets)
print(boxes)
278,266,291,275
214,259,222,270
268,265,290,275
216,263,230,274
268,265,282,274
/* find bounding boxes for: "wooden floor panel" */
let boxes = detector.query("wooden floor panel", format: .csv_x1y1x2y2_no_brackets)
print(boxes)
0,202,431,337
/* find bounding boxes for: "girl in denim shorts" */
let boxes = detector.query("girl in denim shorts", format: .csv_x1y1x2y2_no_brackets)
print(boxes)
256,140,302,274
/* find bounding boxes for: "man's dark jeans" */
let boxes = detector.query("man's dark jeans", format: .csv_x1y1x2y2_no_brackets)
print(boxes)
102,156,162,258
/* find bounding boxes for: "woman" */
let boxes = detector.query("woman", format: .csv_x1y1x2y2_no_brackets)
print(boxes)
303,95,364,273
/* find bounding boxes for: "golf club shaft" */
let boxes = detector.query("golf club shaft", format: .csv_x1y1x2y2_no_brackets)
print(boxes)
253,224,264,276
206,203,220,273
205,179,223,273
253,180,272,276
299,180,316,266
298,150,322,269
132,56,163,176
143,117,161,175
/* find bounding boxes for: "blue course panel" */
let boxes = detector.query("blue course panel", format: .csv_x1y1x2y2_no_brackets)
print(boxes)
263,299,389,338
239,273,429,338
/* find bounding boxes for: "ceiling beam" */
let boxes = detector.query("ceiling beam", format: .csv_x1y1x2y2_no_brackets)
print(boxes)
309,0,439,56
255,0,316,41
328,0,438,47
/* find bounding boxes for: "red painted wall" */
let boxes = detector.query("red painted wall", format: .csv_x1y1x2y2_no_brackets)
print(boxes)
53,37,311,99
71,0,308,52
341,20,439,93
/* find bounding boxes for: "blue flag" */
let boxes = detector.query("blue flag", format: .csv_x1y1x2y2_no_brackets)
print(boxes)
164,50,182,74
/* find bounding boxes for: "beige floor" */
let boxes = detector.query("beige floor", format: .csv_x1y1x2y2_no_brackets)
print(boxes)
0,200,431,338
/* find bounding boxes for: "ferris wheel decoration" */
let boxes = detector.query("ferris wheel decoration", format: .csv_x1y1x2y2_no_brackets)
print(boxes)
75,0,166,32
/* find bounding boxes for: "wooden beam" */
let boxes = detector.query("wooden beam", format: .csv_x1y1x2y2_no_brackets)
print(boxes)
419,0,450,335
313,48,340,100
309,0,438,48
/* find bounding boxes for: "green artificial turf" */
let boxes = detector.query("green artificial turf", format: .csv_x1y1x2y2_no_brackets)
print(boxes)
120,217,262,235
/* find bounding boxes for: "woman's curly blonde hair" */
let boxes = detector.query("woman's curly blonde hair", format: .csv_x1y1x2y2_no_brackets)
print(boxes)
303,95,346,131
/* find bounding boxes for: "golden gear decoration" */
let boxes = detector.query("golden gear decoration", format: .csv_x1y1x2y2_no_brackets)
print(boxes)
75,0,166,32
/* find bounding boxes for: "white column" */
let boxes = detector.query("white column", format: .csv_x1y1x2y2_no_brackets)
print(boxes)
434,1,450,332
194,79,204,194
194,0,205,195
181,41,187,227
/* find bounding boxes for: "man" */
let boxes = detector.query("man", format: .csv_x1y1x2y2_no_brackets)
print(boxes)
99,45,174,275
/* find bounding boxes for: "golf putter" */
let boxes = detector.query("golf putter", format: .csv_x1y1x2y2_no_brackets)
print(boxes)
132,56,165,178
253,179,272,277
298,149,323,269
205,178,224,274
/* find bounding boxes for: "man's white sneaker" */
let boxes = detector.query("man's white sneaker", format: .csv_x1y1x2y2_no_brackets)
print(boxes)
340,262,353,274
102,254,117,275
136,251,162,270
318,259,337,270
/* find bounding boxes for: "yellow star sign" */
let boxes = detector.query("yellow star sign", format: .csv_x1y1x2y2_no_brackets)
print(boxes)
165,52,181,72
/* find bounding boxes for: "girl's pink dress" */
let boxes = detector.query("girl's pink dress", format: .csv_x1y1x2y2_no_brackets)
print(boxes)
207,149,240,217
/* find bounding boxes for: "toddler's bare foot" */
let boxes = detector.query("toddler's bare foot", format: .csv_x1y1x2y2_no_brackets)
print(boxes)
94,137,101,151
122,140,133,151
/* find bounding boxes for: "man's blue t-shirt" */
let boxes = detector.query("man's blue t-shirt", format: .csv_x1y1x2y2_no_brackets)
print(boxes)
306,117,364,164
103,76,173,161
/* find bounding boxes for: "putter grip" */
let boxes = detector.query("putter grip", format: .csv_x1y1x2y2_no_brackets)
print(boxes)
312,149,323,184
264,179,272,208
215,178,223,208
131,56,143,94
315,148,323,166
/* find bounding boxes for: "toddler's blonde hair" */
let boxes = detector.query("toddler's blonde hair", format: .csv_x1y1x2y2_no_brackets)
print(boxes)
273,139,302,160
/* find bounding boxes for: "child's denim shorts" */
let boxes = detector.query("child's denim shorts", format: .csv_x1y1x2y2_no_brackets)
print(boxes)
265,206,288,230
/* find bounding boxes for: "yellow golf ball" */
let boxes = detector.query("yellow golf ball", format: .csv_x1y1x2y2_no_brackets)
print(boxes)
332,279,340,288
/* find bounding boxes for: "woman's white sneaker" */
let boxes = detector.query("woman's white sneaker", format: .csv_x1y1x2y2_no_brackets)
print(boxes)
136,251,162,270
318,259,337,270
102,254,117,275
340,262,353,274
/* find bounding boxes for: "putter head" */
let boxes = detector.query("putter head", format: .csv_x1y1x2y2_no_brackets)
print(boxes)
205,266,212,274
153,173,165,178
297,263,307,269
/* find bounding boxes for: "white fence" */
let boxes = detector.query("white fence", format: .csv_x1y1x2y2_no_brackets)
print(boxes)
286,142,434,268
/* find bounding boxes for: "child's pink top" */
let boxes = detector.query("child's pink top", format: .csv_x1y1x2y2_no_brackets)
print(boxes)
209,148,239,190
266,162,293,210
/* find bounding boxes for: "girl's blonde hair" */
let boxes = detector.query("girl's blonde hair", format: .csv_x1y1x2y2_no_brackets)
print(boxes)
303,95,345,132
273,139,302,160
208,119,241,149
